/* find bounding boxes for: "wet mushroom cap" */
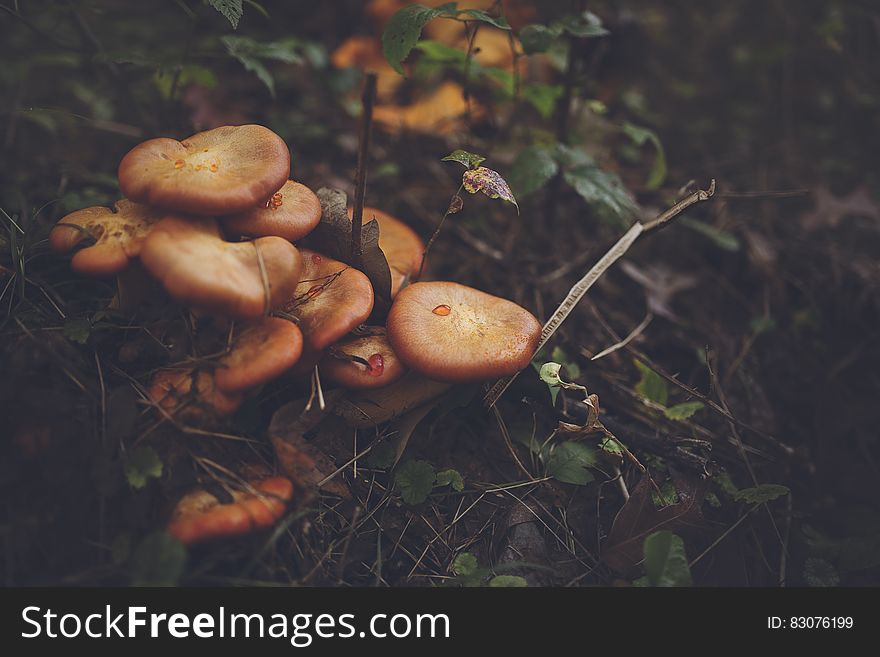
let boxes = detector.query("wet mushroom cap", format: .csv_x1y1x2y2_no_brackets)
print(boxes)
320,330,406,389
148,368,243,418
349,206,424,297
222,180,321,242
282,249,374,351
49,199,164,276
118,124,290,215
386,281,542,382
214,317,303,394
140,216,302,319
167,476,293,545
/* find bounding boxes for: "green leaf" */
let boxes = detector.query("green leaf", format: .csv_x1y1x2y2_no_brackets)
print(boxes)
634,360,668,406
125,446,163,489
680,217,741,252
436,468,465,492
452,552,479,576
509,145,559,197
489,575,528,587
63,318,91,344
207,0,243,28
519,24,559,55
550,346,581,379
546,441,597,485
600,437,624,456
442,149,486,169
221,35,303,97
458,9,510,30
563,165,639,224
663,401,705,421
732,484,790,505
130,532,187,587
557,11,609,38
803,558,840,587
462,167,519,211
395,460,436,505
153,65,217,99
539,362,562,405
643,531,693,587
621,122,667,189
382,3,457,75
521,83,564,119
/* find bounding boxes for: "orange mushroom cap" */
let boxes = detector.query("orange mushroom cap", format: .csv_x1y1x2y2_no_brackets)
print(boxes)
118,124,290,215
349,206,424,297
221,180,321,242
49,199,164,276
320,329,406,389
140,216,302,319
386,281,542,382
214,317,303,394
281,249,374,351
148,368,244,419
167,476,293,545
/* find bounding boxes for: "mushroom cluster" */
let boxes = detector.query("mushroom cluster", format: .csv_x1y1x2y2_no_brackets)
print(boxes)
51,123,542,543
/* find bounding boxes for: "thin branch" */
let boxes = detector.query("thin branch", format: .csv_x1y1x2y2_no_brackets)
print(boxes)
351,72,377,268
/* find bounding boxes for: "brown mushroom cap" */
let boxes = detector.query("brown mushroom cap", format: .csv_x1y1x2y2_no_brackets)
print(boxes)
49,199,164,276
282,249,374,351
148,368,244,419
140,216,302,319
214,317,303,394
221,180,321,242
167,476,293,545
386,281,542,382
320,329,406,389
118,124,290,215
349,206,424,297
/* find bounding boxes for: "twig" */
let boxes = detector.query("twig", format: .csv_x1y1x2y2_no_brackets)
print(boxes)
351,72,377,268
483,180,717,408
591,311,653,361
417,184,464,280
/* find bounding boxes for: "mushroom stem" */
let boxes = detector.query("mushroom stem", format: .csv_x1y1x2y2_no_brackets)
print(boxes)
417,182,464,281
351,72,378,268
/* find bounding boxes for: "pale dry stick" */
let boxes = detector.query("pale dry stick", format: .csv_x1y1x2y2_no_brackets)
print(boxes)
591,311,653,361
483,180,717,408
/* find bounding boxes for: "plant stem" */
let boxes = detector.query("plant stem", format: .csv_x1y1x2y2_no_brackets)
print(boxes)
417,184,464,281
351,72,377,268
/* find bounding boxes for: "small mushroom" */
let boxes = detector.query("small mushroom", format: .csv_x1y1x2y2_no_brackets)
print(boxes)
282,249,374,351
48,199,164,276
320,328,405,389
148,368,244,420
140,216,302,319
349,206,424,297
167,476,294,545
214,317,303,393
386,281,542,382
221,180,321,242
118,124,290,215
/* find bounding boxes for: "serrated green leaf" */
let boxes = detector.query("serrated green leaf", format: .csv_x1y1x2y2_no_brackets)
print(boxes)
452,552,479,576
546,441,597,485
382,3,456,75
130,532,187,587
634,360,668,406
125,446,163,489
395,460,436,505
621,122,667,189
458,9,510,30
732,484,790,505
436,468,465,492
63,318,91,344
519,24,560,54
643,531,693,587
462,167,518,211
680,217,741,252
563,165,639,224
221,35,303,97
489,575,528,587
442,149,486,169
508,146,559,197
207,0,243,28
664,401,705,421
